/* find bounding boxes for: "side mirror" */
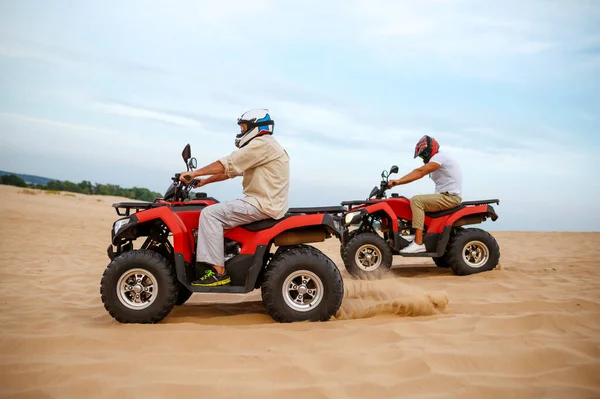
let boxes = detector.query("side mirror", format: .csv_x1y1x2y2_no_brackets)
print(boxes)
188,157,197,170
390,165,399,174
182,144,191,162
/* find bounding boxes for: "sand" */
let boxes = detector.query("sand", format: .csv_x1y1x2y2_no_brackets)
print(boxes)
0,184,599,399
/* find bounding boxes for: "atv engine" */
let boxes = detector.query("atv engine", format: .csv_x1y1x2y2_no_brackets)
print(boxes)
398,219,413,236
224,238,241,262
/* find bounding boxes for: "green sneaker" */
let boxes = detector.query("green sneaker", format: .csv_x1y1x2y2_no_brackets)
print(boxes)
191,269,231,287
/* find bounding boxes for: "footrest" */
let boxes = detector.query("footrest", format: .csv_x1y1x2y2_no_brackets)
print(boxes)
187,285,248,293
398,252,439,257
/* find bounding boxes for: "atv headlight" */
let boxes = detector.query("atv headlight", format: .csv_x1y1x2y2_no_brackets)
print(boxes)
114,218,131,235
344,210,365,225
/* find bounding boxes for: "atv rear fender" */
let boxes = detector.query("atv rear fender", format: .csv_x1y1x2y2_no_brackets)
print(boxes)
449,204,498,227
225,212,342,255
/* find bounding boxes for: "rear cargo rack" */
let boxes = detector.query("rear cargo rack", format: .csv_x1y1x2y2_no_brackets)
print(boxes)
462,199,500,206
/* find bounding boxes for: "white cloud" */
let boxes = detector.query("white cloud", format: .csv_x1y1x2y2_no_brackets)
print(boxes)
94,102,202,127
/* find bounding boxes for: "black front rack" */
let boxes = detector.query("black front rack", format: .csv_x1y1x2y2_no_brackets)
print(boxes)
112,201,163,216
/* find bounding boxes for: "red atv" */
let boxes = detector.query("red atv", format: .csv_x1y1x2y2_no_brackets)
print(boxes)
339,165,500,279
100,144,346,324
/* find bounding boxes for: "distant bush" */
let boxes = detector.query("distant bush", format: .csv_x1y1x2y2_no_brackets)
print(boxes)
2,175,161,202
18,188,39,195
1,174,27,187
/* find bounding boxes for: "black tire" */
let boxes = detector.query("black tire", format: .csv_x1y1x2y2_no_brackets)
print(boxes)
446,228,500,276
342,232,393,279
339,230,358,260
100,249,178,323
432,256,450,268
175,283,193,305
432,227,464,268
261,246,344,323
273,244,319,259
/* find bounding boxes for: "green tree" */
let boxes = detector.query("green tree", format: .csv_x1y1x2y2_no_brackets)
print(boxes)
0,174,28,187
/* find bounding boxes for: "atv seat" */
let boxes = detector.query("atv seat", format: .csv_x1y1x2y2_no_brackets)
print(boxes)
425,199,499,218
425,205,465,218
241,206,346,232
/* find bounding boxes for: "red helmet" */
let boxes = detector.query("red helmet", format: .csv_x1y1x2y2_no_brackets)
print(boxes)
414,135,440,163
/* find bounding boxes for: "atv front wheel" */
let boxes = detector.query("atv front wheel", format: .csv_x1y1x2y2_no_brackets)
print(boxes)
446,228,500,276
339,230,357,261
175,283,193,305
343,232,393,279
261,246,344,323
100,249,178,323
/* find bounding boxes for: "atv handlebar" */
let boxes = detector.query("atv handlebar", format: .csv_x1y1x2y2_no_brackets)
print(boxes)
159,144,205,202
164,173,198,202
368,165,398,200
369,180,390,199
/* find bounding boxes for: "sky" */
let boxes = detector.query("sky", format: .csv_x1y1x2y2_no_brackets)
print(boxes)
0,0,599,231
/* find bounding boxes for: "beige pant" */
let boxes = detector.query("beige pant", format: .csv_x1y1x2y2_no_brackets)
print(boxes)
197,199,269,266
410,193,462,230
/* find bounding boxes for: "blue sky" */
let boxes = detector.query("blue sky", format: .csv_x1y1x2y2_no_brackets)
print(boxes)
0,0,599,231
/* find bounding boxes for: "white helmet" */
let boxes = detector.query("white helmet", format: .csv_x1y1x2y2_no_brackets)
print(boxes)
235,109,274,148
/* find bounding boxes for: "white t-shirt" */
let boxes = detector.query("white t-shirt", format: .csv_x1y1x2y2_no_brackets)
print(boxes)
429,152,462,197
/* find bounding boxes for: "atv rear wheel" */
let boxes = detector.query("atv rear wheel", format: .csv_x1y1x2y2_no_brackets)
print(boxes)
261,246,344,323
100,249,178,323
432,227,464,268
446,228,500,276
432,256,450,268
343,232,393,279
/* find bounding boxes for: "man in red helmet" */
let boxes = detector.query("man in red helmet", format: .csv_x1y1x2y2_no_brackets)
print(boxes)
387,135,462,253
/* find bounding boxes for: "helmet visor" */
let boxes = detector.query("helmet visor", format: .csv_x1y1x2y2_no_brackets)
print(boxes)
239,123,249,134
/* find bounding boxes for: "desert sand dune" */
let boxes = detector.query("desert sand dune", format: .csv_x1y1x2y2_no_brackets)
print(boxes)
1,184,599,399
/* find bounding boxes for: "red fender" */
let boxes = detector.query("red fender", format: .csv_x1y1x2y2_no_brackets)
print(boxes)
225,214,332,254
135,207,194,262
426,204,491,233
356,202,399,232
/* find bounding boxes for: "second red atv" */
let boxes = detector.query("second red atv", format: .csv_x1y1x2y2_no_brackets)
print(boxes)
339,165,501,279
100,144,347,324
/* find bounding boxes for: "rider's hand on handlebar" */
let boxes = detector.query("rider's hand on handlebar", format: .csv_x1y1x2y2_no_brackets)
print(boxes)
179,172,194,183
192,178,206,188
388,179,399,188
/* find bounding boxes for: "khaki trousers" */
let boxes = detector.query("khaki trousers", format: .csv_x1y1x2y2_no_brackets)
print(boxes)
196,199,269,266
410,193,462,230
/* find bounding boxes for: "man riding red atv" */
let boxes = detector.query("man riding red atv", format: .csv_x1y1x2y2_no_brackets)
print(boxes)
100,110,346,324
339,135,500,279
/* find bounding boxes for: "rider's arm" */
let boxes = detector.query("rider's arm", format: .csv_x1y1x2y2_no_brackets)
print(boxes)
195,173,230,187
204,173,229,183
390,162,440,187
188,161,226,178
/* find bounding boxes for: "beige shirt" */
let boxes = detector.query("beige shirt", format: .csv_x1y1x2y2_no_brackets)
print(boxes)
218,135,290,220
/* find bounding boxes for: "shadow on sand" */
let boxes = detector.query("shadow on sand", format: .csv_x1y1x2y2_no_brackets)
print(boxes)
389,264,454,278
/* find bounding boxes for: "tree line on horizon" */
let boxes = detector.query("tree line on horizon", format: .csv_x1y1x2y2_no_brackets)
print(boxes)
0,174,162,202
